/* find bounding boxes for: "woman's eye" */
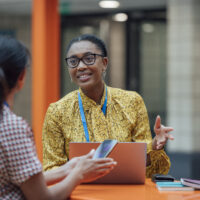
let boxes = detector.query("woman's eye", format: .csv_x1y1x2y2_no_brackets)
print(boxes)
84,55,94,63
69,58,78,65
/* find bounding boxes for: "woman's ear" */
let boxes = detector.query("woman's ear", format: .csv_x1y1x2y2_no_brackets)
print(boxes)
102,57,108,72
17,69,27,91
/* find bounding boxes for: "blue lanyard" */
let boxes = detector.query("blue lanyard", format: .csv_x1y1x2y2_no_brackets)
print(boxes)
3,101,9,108
78,87,107,142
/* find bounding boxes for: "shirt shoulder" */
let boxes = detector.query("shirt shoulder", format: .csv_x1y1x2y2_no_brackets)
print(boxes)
108,87,144,106
44,90,79,123
50,90,78,110
0,106,32,137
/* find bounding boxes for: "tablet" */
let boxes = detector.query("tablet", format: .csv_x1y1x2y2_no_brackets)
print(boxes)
93,139,117,159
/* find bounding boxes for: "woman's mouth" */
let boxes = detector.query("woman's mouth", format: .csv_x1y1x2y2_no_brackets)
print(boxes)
78,74,91,82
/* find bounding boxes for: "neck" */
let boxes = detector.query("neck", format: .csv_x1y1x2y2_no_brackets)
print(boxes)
82,82,104,104
6,92,15,110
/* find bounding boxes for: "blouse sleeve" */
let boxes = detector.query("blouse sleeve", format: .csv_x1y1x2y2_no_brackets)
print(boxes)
131,93,170,178
42,103,68,171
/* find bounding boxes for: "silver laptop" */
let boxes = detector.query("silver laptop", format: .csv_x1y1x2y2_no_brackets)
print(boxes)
69,142,147,184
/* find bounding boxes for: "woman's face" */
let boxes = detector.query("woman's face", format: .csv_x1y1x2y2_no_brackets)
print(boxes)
66,41,108,91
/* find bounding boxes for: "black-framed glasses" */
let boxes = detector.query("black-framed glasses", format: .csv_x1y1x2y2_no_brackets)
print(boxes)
65,53,104,68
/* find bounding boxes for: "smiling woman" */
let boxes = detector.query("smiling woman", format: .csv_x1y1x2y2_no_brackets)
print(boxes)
42,34,174,178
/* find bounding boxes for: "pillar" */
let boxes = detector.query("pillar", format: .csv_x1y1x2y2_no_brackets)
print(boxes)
32,0,60,161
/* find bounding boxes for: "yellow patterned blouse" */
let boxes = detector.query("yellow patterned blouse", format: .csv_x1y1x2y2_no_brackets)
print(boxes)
42,86,170,178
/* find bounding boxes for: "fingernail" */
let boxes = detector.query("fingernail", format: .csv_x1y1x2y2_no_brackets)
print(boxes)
90,149,95,153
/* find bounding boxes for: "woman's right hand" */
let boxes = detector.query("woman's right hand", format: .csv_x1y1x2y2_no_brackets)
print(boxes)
72,149,117,183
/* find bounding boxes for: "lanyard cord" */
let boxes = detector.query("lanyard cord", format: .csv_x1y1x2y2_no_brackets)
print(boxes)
78,87,107,142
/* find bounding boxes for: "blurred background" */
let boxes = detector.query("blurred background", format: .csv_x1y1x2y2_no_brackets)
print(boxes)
0,0,200,179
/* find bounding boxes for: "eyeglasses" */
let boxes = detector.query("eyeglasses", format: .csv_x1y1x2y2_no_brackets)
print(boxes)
65,53,104,68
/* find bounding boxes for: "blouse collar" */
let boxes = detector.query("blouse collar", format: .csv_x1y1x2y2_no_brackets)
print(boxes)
79,84,108,111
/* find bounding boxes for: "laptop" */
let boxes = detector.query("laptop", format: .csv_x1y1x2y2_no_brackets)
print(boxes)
69,142,147,184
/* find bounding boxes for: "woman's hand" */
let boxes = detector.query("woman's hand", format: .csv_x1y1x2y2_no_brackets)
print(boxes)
153,115,174,150
72,149,117,183
65,157,81,171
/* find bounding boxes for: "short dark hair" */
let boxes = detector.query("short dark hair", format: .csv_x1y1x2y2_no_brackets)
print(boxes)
66,34,107,57
0,36,29,113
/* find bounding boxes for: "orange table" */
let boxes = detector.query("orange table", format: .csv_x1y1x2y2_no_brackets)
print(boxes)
70,179,200,200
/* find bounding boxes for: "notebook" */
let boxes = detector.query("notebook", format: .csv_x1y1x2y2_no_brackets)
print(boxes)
180,178,200,189
69,142,147,184
156,181,195,191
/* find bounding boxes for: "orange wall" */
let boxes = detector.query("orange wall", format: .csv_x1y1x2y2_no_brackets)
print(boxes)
32,0,60,162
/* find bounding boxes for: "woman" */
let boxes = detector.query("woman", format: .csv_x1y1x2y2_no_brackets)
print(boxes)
0,36,116,200
43,34,174,178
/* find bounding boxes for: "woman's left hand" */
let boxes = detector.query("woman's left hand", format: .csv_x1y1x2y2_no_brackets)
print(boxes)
153,115,174,150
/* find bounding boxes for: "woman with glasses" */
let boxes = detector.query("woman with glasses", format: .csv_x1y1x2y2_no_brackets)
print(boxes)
43,34,174,178
0,36,116,200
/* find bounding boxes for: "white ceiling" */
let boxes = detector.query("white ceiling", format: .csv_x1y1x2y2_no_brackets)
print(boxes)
0,0,166,16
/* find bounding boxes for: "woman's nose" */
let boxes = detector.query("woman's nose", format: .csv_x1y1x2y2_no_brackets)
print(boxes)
77,60,87,70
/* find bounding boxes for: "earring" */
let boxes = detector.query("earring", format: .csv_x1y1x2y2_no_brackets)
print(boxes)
102,70,106,79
